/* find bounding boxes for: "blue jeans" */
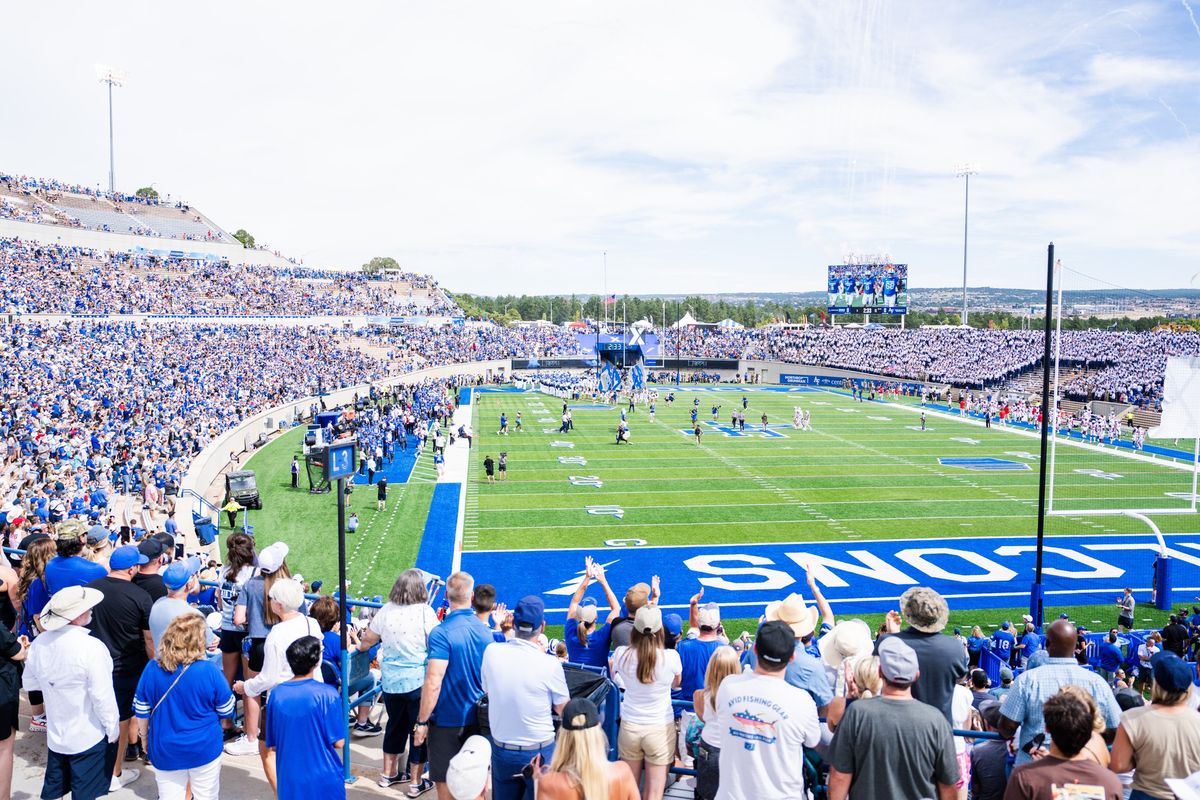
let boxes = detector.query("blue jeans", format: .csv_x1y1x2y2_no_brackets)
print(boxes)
1128,791,1164,800
490,740,555,800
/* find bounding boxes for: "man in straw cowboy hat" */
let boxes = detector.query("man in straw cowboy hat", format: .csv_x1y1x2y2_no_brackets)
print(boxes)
747,592,833,711
24,585,122,800
876,586,967,724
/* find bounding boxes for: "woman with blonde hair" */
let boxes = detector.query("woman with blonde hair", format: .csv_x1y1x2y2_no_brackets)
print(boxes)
608,605,681,800
691,646,740,800
133,614,236,800
533,697,639,800
824,655,882,733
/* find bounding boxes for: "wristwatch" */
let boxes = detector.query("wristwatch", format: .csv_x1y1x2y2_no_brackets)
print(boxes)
414,720,429,728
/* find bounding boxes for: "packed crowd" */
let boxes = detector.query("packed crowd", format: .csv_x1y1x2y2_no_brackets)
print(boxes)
660,326,1200,404
7,524,1198,800
357,324,589,366
0,239,463,317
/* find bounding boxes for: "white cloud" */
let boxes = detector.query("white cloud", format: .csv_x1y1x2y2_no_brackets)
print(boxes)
0,1,1196,294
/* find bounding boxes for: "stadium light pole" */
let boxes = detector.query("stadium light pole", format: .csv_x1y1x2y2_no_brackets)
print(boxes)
955,164,978,327
95,65,126,194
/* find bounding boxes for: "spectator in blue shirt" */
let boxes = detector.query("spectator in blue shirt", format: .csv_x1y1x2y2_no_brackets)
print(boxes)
43,520,106,594
133,614,235,800
966,625,989,667
412,571,494,797
564,557,619,668
265,636,345,800
1096,632,1124,685
990,622,1016,665
1016,623,1041,668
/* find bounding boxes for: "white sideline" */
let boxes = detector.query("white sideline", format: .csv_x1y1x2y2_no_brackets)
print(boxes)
446,397,475,574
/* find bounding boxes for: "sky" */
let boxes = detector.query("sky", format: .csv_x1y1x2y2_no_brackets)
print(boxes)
3,1,1199,295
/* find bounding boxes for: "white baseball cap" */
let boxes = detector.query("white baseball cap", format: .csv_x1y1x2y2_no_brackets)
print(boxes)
446,735,491,799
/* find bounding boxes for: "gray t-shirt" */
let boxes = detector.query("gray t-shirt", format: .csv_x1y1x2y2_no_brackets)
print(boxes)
148,597,203,653
236,575,270,638
829,697,959,800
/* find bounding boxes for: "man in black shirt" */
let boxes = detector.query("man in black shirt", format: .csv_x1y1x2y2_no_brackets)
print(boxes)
87,545,153,790
1162,615,1190,657
132,538,168,602
875,586,967,724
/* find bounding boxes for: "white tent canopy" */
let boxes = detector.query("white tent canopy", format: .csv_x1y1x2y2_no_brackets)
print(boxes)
716,318,744,329
671,311,716,329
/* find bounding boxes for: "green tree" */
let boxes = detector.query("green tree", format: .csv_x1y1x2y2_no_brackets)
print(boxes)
362,256,400,275
233,229,255,248
135,186,159,200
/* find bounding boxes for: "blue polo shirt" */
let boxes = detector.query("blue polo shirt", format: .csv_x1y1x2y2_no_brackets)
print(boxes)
1019,632,1041,661
43,556,107,595
426,608,493,727
265,679,345,800
563,620,611,668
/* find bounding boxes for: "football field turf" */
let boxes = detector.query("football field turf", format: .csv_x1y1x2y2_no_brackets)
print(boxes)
464,386,1198,551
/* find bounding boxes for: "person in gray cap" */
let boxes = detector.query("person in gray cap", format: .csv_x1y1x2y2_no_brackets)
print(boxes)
828,636,959,800
877,586,967,724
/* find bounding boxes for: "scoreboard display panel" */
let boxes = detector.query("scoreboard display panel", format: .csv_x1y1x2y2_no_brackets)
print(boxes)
827,263,908,315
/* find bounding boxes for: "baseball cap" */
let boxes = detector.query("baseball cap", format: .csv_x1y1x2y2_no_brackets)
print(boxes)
446,735,491,799
561,697,601,731
1021,614,1034,624
624,582,650,613
137,537,165,560
110,545,149,571
877,636,920,683
754,620,795,666
697,602,721,630
257,542,290,574
1000,621,1011,630
512,595,545,633
634,605,663,635
575,598,598,625
151,531,175,555
56,518,86,541
86,524,108,545
162,556,202,591
1152,651,1194,693
663,613,682,638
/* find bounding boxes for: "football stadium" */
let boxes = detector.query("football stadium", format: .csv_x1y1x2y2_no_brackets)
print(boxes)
3,4,1200,800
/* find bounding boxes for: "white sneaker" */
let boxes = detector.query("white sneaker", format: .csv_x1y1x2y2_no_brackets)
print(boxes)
224,734,259,756
28,714,46,733
110,768,140,790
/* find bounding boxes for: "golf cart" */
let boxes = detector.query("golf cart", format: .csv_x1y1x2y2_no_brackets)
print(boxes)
224,470,262,510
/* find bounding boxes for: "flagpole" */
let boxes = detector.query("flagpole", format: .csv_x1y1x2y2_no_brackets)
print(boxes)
603,251,608,331
622,299,627,369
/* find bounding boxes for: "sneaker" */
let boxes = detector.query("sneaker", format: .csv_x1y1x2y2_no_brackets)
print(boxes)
377,773,407,788
28,714,46,733
222,726,244,742
110,769,140,791
407,778,434,798
352,721,383,738
124,742,144,762
224,734,259,756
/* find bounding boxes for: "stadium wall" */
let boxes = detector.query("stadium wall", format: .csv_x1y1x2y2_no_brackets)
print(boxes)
0,217,293,267
178,359,511,536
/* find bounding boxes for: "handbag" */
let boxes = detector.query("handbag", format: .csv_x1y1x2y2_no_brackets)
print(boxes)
147,663,191,756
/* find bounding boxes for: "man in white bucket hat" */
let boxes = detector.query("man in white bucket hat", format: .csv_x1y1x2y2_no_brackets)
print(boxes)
750,592,833,711
24,585,120,800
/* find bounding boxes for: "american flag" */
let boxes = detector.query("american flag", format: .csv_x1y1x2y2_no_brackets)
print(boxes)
603,294,616,305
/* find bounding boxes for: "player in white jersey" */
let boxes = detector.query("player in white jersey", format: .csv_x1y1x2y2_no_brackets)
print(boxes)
801,410,812,431
793,406,803,428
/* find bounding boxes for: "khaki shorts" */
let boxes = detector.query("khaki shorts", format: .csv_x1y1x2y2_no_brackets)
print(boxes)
618,719,676,766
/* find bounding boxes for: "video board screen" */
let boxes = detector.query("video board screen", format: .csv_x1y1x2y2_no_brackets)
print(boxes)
827,263,908,316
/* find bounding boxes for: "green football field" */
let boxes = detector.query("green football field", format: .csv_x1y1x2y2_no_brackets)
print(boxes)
463,386,1198,553
236,383,1197,629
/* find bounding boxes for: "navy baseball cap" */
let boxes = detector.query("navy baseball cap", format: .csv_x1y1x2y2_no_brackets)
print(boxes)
110,545,149,570
513,595,545,633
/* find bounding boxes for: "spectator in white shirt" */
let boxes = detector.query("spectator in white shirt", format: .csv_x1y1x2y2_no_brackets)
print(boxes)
481,595,569,800
232,578,322,793
23,585,120,800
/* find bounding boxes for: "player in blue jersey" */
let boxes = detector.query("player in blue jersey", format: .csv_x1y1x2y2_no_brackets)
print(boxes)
882,272,899,308
498,413,508,435
838,275,854,307
991,621,1017,664
690,407,698,425
710,404,721,421
828,271,841,308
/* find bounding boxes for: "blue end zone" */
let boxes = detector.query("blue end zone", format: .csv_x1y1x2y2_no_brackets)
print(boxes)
569,404,614,411
415,483,461,580
939,457,1031,471
461,533,1200,623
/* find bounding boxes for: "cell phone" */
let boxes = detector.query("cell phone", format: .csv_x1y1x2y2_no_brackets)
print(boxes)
1022,733,1046,753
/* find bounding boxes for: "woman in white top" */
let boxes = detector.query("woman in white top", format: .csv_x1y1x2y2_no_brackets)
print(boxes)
355,569,440,795
609,605,681,800
690,646,740,800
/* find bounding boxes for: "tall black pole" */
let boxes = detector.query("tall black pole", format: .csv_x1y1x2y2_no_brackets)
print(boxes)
336,474,352,782
1031,242,1055,629
675,300,681,386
